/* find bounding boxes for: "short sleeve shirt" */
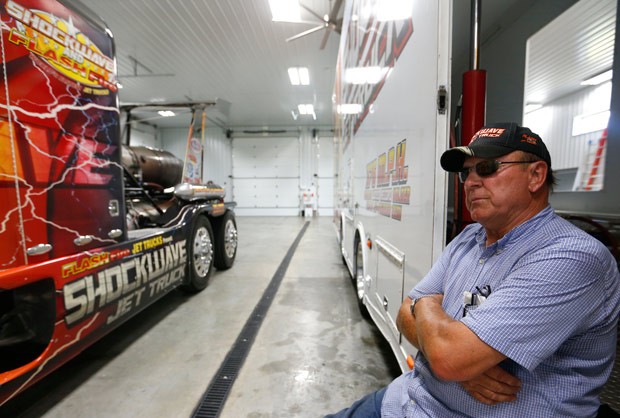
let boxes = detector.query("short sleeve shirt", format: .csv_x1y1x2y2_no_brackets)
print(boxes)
381,206,620,417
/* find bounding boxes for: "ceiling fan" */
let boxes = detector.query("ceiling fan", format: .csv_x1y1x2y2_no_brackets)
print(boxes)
285,0,344,49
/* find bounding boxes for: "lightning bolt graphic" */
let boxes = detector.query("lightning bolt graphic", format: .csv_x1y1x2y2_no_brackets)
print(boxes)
0,313,101,407
0,18,121,267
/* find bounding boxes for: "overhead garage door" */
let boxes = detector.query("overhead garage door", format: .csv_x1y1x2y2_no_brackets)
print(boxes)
232,136,300,216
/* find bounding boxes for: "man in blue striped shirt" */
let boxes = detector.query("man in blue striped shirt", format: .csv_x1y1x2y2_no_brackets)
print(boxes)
327,122,620,417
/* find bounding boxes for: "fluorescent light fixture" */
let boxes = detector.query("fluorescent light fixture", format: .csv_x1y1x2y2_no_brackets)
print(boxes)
297,104,316,120
288,67,310,85
158,110,175,117
269,0,301,22
572,110,609,136
524,103,543,113
345,66,387,84
581,69,613,86
377,0,414,21
337,104,363,114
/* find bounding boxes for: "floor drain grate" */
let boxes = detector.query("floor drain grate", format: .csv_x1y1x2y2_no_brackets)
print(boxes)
191,221,310,418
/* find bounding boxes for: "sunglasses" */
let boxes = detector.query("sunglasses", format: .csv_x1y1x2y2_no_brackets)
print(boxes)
458,160,537,183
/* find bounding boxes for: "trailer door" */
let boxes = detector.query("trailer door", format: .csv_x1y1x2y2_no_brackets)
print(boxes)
334,0,451,366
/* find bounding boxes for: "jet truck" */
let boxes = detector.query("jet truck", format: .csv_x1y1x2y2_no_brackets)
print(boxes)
0,0,237,405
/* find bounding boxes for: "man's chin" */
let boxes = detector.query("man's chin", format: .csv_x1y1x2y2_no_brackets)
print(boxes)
468,209,485,223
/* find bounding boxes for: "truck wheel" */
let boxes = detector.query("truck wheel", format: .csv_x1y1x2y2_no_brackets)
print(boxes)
214,210,238,270
181,216,214,292
354,237,370,319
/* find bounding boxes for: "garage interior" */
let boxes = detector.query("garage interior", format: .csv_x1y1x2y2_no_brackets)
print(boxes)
1,0,619,416
2,217,402,417
3,216,620,417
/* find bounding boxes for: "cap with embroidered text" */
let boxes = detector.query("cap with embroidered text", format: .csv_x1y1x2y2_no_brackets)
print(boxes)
440,122,551,172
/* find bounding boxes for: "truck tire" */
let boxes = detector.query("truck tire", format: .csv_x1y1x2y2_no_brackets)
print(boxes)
181,215,214,292
354,236,370,319
213,210,238,270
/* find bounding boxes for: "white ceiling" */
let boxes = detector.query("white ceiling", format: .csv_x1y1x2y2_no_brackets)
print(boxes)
79,0,342,130
76,0,576,131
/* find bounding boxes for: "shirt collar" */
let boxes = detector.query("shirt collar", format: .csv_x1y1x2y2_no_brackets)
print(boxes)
475,205,554,251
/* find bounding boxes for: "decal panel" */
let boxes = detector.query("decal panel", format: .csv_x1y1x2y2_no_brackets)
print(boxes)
0,0,122,268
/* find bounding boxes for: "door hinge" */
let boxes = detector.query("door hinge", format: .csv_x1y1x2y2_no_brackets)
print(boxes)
437,85,447,114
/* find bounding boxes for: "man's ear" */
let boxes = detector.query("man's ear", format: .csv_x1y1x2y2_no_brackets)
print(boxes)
528,161,547,193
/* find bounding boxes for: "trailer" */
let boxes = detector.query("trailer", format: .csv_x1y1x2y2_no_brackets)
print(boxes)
334,0,451,370
0,0,237,405
334,0,620,374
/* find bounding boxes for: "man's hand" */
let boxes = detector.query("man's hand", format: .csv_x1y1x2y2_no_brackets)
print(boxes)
459,365,521,405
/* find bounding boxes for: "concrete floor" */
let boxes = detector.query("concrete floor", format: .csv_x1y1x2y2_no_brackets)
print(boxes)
2,216,401,418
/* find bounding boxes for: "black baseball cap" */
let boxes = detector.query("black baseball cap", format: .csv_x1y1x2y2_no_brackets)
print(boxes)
440,122,552,172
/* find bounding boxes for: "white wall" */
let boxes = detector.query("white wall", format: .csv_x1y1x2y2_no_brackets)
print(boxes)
451,0,579,125
520,0,618,214
524,83,611,171
160,125,233,194
126,122,160,148
157,126,334,216
232,135,300,216
299,129,318,189
299,129,336,216
317,135,335,216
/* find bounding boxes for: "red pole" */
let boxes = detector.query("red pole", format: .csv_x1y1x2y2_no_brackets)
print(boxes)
454,0,487,233
456,70,486,229
461,70,486,147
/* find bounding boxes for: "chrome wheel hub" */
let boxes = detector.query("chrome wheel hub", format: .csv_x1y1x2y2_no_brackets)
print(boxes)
193,226,213,277
224,220,238,259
